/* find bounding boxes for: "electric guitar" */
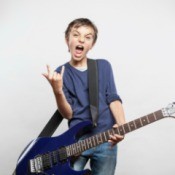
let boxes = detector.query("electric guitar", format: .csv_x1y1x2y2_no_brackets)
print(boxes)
15,103,175,175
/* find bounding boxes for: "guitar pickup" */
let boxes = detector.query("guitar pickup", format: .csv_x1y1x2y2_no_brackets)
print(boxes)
30,155,43,173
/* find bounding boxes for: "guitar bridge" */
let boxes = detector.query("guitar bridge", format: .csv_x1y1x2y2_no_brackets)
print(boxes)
30,155,43,173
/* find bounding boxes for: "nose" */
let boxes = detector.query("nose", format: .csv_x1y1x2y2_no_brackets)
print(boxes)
79,36,85,43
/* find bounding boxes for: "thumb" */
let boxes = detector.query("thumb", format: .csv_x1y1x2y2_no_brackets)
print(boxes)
42,73,49,81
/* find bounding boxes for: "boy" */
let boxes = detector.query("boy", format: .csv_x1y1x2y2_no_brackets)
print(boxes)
43,18,126,175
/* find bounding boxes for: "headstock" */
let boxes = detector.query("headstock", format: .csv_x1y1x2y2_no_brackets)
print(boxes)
162,102,175,118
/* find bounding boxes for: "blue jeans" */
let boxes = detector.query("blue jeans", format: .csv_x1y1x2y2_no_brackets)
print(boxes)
72,142,117,175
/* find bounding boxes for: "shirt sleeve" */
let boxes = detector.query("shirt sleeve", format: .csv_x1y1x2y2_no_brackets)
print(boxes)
105,61,122,104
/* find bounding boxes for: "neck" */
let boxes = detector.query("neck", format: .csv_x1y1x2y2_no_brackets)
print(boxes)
69,57,87,67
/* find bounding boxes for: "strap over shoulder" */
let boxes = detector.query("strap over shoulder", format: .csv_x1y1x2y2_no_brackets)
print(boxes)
87,58,99,127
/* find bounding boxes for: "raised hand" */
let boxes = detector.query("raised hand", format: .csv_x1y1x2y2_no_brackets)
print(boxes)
43,65,65,94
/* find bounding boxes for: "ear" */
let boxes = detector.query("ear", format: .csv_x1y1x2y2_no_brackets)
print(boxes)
65,37,69,45
65,37,70,52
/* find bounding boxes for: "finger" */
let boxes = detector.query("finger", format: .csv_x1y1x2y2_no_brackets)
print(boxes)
114,134,124,139
42,73,52,84
108,138,118,148
60,66,65,77
42,73,48,79
108,140,115,147
46,65,53,79
113,124,119,128
109,134,124,142
53,71,59,80
109,135,117,140
46,64,51,73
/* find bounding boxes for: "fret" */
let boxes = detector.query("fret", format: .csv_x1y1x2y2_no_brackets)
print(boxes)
111,128,115,135
101,132,105,141
107,129,113,137
75,142,82,153
118,126,125,135
67,145,72,156
107,129,112,136
69,145,73,155
101,133,106,142
106,129,113,139
148,113,155,123
155,110,164,120
123,123,130,133
150,111,163,122
110,129,114,135
121,125,126,134
69,145,73,156
101,132,108,141
113,127,119,135
133,120,137,128
139,118,143,127
104,131,110,140
85,139,89,149
86,138,93,148
80,140,87,152
141,116,149,126
66,146,71,157
146,115,150,123
71,144,77,155
134,118,142,129
95,133,103,145
153,112,157,120
92,136,96,146
129,121,136,131
114,126,120,135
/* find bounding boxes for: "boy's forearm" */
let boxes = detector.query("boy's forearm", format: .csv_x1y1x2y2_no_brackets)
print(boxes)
109,100,126,125
54,90,73,120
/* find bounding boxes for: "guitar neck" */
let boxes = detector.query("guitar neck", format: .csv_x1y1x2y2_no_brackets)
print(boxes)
66,109,165,157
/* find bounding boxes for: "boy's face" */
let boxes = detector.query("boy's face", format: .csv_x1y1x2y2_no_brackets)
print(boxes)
66,25,95,62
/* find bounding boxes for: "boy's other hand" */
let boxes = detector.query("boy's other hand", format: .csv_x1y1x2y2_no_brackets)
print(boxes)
108,124,125,147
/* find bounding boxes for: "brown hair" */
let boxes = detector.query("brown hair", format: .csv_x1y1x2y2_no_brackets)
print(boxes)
65,18,98,44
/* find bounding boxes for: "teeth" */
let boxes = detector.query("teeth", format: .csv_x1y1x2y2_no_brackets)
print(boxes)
76,45,84,50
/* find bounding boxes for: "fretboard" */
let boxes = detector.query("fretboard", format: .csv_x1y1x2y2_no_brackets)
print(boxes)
66,109,165,157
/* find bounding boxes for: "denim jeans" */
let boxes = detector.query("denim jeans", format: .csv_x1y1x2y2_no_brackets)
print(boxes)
72,142,117,175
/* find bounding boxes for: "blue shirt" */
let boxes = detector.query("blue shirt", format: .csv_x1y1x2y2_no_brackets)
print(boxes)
56,59,122,136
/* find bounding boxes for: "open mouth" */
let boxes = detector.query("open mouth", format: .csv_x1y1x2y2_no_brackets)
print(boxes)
75,45,84,52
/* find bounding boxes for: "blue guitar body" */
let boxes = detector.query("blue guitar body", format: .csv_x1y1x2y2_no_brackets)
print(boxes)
16,121,92,175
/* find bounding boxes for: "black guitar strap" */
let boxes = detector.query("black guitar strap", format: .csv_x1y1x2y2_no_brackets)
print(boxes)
38,110,63,137
87,58,99,127
38,58,99,137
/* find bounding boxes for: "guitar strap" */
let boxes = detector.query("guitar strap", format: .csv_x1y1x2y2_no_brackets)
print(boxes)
38,58,99,137
87,58,99,127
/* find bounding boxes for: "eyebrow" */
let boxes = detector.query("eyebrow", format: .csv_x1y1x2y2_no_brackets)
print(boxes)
86,33,93,36
72,30,94,36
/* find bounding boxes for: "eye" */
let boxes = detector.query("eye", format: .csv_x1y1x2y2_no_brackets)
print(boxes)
73,33,79,37
86,36,92,40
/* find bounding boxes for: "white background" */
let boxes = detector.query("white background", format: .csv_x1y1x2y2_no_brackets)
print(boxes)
1,0,175,174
